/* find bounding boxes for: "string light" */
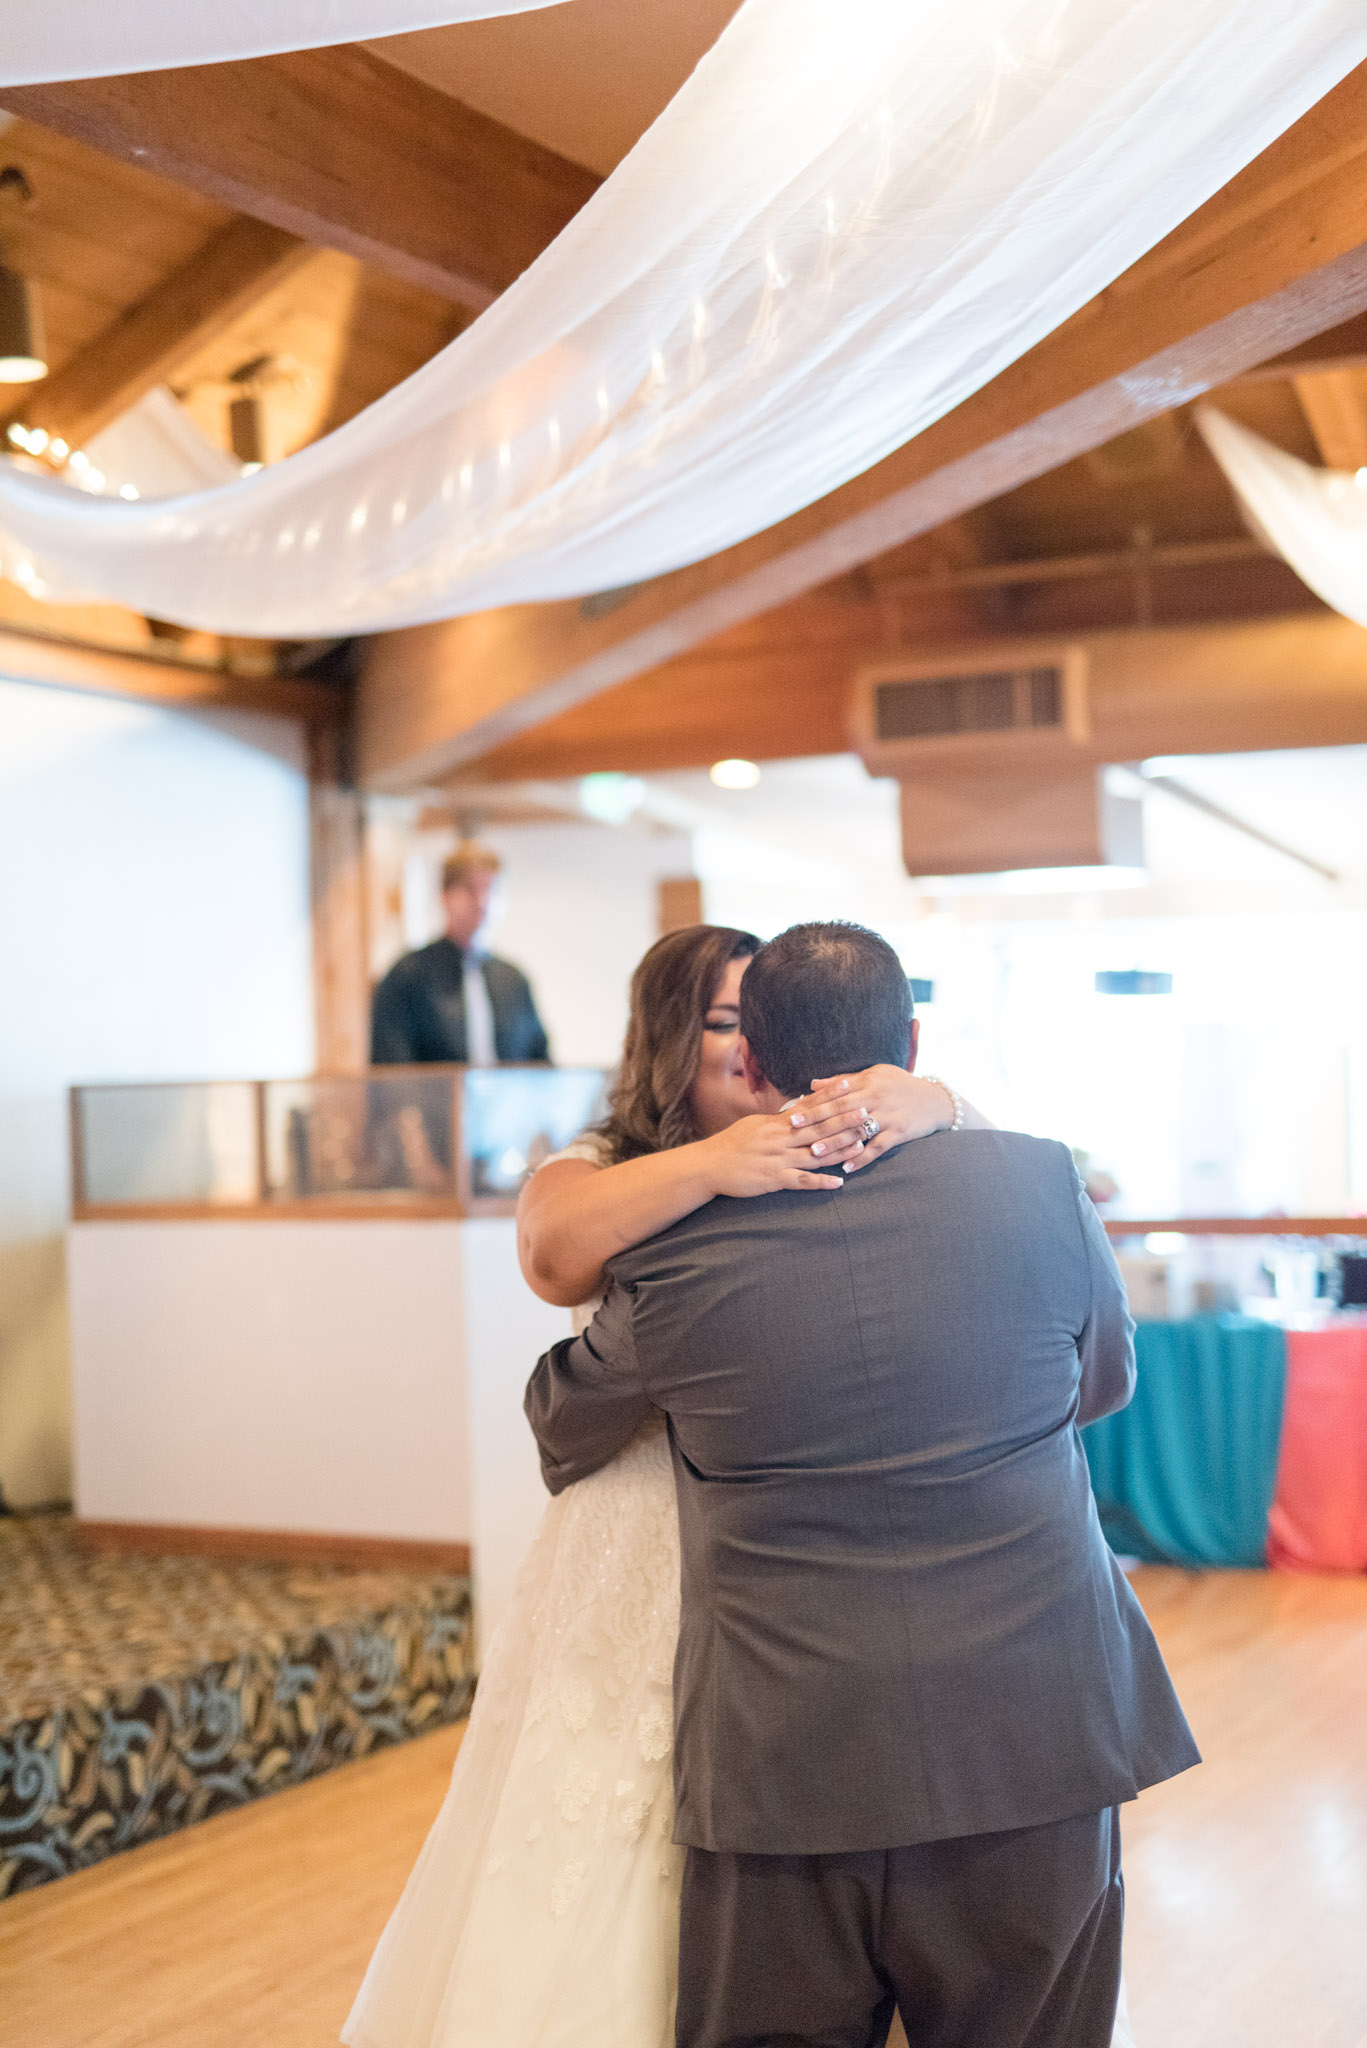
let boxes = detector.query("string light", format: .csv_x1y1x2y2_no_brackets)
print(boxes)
118,482,139,500
349,505,367,533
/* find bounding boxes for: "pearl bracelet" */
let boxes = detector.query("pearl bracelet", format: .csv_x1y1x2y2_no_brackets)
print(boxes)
921,1074,964,1132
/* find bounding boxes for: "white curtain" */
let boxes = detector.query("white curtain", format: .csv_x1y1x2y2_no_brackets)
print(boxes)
2,0,1365,638
1197,406,1367,630
0,1,568,86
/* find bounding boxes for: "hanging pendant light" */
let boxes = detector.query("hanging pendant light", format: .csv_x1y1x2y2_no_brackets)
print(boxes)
0,165,46,385
0,260,47,383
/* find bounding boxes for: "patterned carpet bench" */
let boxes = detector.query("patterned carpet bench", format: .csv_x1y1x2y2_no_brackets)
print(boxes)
0,1515,475,1896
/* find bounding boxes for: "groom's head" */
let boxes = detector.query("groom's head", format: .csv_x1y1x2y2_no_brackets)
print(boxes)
738,921,917,1105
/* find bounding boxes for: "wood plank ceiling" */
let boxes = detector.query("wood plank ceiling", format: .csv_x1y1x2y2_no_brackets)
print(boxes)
2,25,1367,766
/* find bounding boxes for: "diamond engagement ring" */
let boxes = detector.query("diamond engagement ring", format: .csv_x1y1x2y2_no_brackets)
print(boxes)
859,1115,880,1142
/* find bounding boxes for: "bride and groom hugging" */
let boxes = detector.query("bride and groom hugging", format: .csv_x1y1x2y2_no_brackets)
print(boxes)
345,919,1197,2048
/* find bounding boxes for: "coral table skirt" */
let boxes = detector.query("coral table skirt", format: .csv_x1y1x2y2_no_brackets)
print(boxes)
1267,1327,1367,1573
1083,1319,1367,1574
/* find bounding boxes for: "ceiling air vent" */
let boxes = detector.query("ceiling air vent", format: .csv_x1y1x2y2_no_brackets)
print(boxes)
873,665,1063,742
851,643,1088,776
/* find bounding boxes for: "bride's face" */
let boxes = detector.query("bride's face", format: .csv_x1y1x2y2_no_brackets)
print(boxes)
689,955,757,1138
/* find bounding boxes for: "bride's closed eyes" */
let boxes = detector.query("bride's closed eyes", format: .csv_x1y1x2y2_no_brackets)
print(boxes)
703,1008,740,1035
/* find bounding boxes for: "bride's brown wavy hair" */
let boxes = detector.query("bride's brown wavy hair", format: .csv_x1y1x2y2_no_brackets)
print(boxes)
596,923,761,1163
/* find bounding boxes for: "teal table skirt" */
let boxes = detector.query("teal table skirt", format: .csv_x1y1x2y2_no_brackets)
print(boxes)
1082,1317,1287,1568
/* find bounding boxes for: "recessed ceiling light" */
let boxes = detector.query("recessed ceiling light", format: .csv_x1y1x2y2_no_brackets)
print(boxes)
710,758,761,790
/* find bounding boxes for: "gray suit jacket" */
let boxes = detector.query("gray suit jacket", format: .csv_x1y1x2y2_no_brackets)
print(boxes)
525,1130,1199,1856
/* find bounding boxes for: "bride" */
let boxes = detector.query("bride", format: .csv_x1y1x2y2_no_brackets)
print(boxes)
343,923,1134,2048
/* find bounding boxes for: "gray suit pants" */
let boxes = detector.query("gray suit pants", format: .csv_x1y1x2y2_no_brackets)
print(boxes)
676,1807,1123,2048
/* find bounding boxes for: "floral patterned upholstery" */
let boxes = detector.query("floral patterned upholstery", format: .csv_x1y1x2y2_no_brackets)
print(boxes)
0,1515,474,1897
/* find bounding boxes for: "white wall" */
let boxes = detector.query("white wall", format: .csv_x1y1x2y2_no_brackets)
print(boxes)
0,677,313,1505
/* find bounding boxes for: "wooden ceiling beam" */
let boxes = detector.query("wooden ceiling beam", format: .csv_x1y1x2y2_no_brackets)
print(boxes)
358,62,1367,789
0,47,600,313
1228,309,1367,382
453,549,1324,783
447,611,1367,790
0,623,341,724
1291,367,1367,470
5,216,312,448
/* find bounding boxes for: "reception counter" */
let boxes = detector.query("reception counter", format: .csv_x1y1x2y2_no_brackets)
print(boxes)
67,1066,605,1648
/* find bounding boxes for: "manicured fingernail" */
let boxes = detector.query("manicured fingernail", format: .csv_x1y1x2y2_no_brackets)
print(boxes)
790,1113,805,1127
839,1080,850,1092
844,1161,856,1174
811,1142,826,1156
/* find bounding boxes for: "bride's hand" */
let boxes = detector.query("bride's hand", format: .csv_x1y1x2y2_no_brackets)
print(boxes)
698,1112,857,1197
788,1067,958,1175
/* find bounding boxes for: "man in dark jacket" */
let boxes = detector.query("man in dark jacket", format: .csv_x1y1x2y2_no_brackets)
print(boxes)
370,841,550,1066
526,920,1198,2048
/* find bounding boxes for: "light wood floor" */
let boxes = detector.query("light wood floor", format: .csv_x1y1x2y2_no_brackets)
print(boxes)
3,1567,1366,2048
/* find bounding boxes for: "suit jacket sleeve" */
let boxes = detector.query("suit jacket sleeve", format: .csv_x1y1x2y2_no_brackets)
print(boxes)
524,1283,651,1495
370,963,417,1065
1070,1155,1137,1425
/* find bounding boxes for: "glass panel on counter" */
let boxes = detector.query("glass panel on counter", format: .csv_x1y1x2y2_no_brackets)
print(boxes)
77,1082,259,1206
74,1067,608,1213
263,1072,462,1200
462,1067,607,1199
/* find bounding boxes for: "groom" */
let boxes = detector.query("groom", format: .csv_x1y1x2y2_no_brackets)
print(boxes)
526,921,1198,2048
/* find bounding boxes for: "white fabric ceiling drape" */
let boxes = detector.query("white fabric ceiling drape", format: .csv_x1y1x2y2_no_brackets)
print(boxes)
2,0,1366,638
0,1,568,86
1197,406,1367,631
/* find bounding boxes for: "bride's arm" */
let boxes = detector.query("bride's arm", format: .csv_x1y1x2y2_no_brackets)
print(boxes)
517,1112,866,1308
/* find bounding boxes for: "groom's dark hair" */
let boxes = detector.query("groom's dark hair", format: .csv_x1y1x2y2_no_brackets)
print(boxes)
739,921,913,1099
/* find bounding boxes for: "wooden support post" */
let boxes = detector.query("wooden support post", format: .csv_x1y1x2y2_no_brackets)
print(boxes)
308,724,370,1076
657,877,704,935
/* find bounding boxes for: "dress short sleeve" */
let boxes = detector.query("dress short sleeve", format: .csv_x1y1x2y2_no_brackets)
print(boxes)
539,1132,613,1171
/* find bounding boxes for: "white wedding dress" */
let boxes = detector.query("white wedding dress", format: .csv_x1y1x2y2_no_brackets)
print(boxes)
343,1411,683,2048
343,1150,1138,2048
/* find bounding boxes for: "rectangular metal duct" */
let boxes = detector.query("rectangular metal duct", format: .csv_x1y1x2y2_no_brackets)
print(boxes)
851,642,1088,777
